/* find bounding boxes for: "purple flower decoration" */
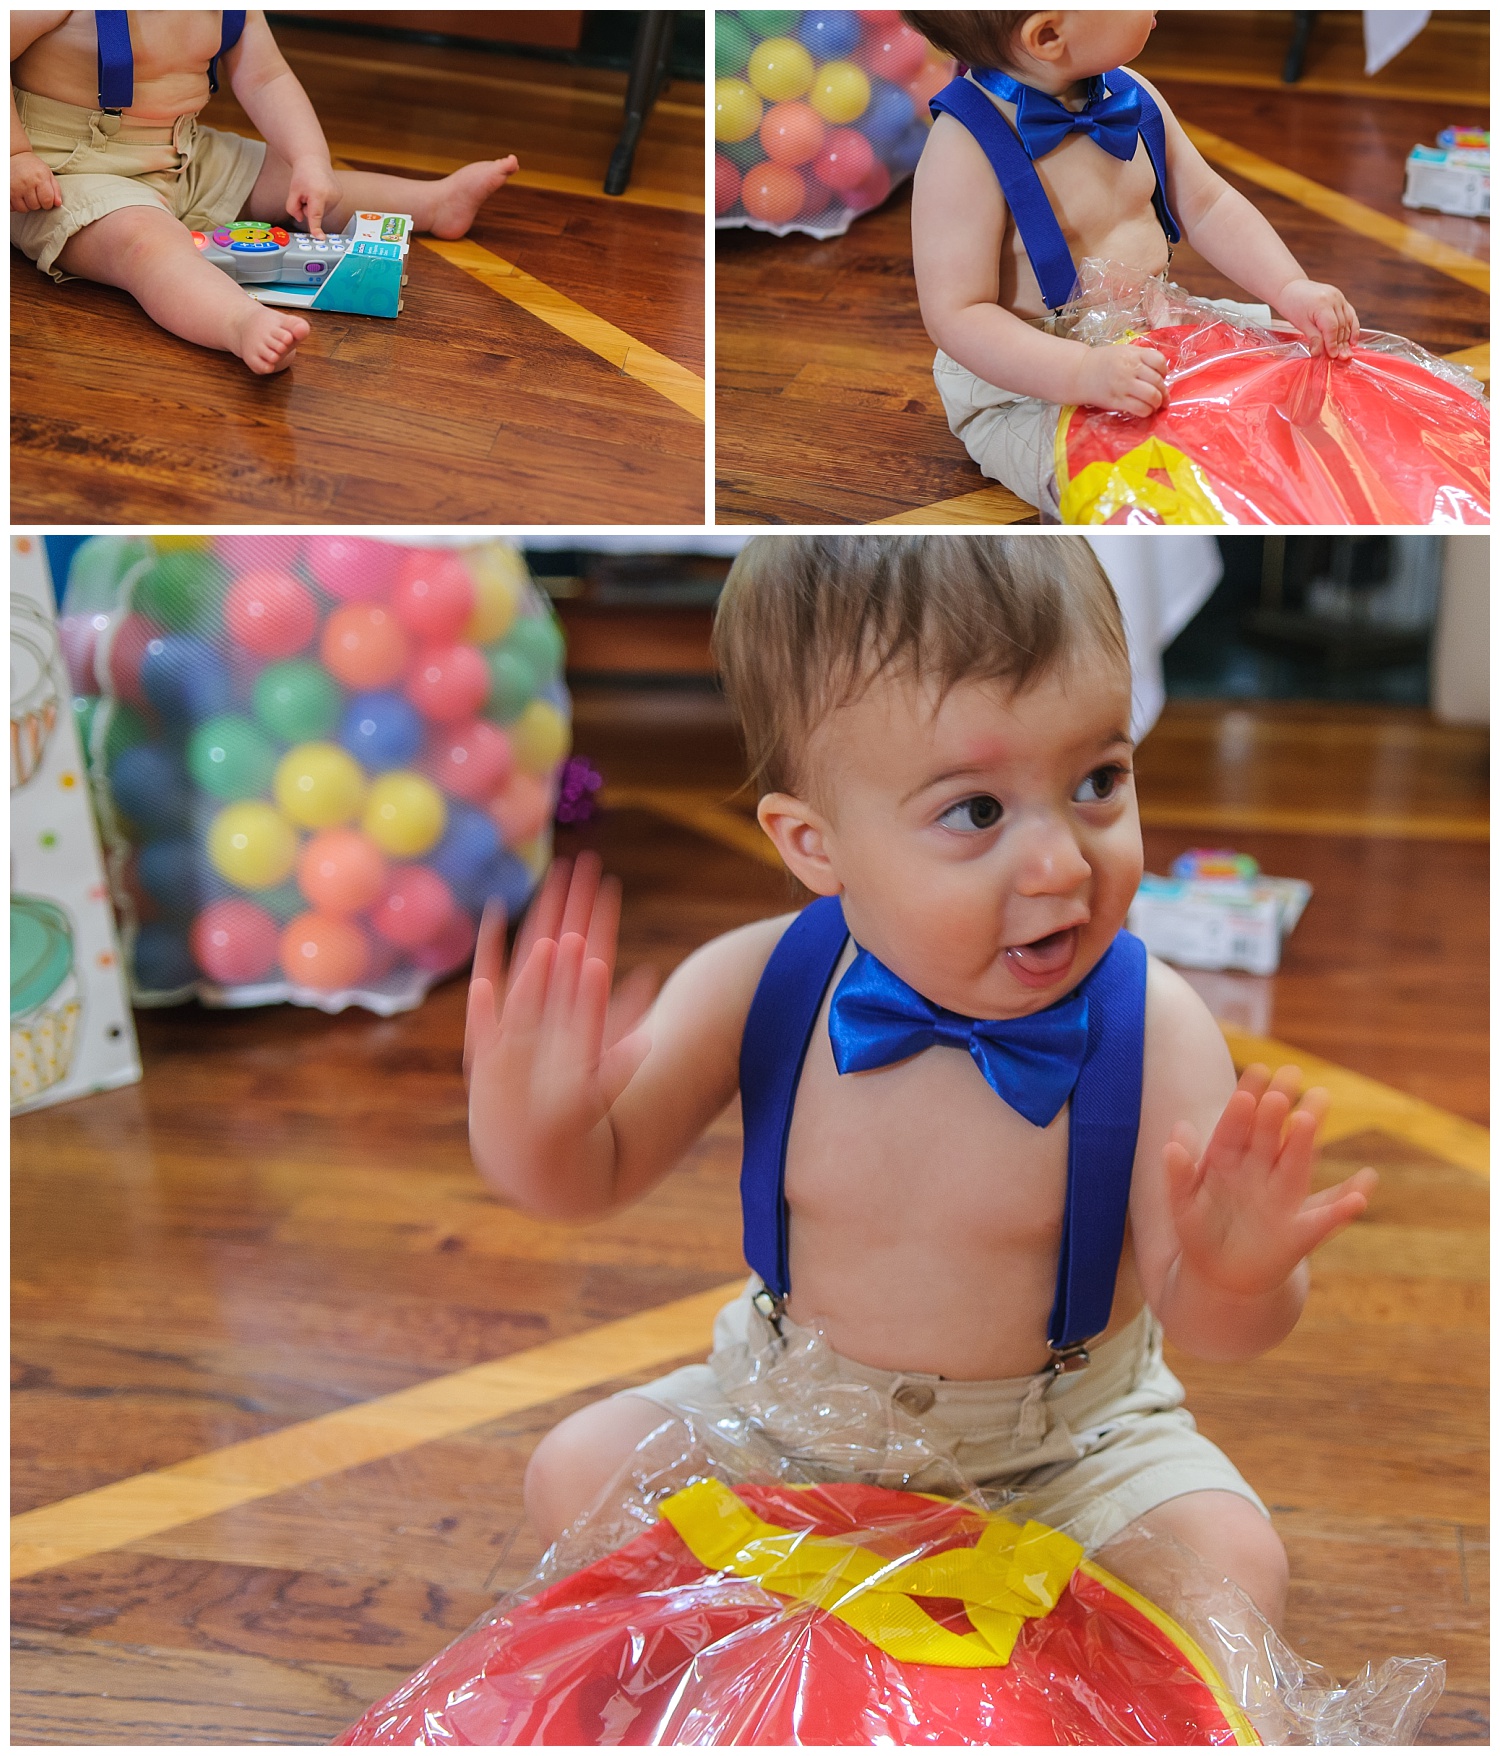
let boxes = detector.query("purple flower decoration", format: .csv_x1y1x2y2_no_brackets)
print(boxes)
555,755,603,826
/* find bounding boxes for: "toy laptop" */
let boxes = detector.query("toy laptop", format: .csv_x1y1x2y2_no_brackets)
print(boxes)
192,212,413,317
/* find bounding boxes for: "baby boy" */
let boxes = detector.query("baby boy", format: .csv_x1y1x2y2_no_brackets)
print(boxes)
11,10,519,372
903,12,1359,517
466,535,1374,1627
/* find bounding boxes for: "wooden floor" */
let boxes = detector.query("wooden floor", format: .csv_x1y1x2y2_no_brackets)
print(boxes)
11,688,1488,1744
715,10,1489,524
10,26,705,524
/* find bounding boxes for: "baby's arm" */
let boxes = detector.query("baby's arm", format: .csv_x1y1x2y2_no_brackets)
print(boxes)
222,11,340,234
1139,73,1358,358
1129,958,1376,1360
10,12,69,212
911,115,1168,415
466,852,789,1222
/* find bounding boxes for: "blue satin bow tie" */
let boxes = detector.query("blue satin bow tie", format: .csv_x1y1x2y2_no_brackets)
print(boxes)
971,66,1142,163
827,948,1090,1129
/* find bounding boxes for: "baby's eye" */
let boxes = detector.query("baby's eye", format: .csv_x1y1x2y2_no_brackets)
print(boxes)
937,795,1003,832
1073,765,1127,804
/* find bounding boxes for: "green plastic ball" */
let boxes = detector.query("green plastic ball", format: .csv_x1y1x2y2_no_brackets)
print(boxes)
64,536,152,613
257,879,306,924
723,134,767,170
73,695,100,754
739,11,801,37
252,660,342,744
486,649,537,723
500,614,566,683
188,713,279,801
100,701,151,768
133,549,230,634
716,13,753,74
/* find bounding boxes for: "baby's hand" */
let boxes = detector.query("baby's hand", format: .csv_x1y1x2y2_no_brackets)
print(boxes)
1075,342,1168,417
285,155,342,238
1165,1064,1376,1299
11,151,60,213
1277,278,1359,359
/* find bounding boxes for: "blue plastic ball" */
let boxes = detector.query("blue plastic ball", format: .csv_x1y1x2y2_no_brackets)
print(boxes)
430,806,501,891
110,744,194,832
337,691,424,771
140,633,232,722
862,80,916,148
889,119,929,180
137,838,203,918
460,851,534,919
133,921,198,991
797,9,861,57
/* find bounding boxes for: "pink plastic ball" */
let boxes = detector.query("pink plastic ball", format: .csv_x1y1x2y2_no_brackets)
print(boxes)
488,769,553,845
760,99,826,165
304,535,400,603
858,9,901,24
296,828,389,916
814,127,876,194
799,172,835,218
906,57,952,109
405,644,490,724
413,909,478,974
715,154,742,214
858,22,927,82
190,899,281,984
849,159,893,212
214,535,304,574
280,912,371,992
106,613,165,711
390,550,476,644
425,719,514,804
321,604,410,690
742,161,806,225
225,568,318,659
370,865,457,950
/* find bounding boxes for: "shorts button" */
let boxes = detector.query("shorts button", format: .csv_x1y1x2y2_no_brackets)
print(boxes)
893,1381,936,1415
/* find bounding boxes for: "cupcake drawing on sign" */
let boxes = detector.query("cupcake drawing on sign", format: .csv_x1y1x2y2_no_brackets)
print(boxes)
11,595,63,791
11,894,82,1107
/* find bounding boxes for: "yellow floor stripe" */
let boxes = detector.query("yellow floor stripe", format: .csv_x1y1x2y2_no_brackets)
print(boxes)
11,1281,743,1582
1137,802,1488,844
876,486,1037,525
1183,124,1491,295
419,238,705,420
330,141,703,213
1444,342,1490,385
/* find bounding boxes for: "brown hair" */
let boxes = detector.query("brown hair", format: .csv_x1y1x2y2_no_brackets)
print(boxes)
901,12,1037,68
713,535,1128,797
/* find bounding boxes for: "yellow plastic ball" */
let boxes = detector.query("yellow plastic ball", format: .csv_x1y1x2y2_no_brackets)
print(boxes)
510,700,572,775
151,534,210,552
809,61,870,124
464,545,526,644
715,77,763,143
274,742,367,831
207,801,297,890
363,770,447,858
747,36,814,102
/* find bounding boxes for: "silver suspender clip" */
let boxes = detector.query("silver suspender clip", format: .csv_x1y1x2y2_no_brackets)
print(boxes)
1046,1340,1092,1377
751,1285,787,1335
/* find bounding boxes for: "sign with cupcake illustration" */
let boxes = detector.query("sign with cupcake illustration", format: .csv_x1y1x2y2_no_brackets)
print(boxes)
11,538,140,1114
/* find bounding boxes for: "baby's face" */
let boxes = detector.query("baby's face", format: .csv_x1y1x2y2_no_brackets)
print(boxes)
800,649,1141,1019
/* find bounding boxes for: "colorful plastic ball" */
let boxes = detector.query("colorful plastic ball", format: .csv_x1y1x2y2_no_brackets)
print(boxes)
370,865,457,951
58,611,109,694
715,77,763,143
799,171,835,218
430,805,501,890
190,898,281,984
296,827,388,916
137,838,200,917
747,36,814,100
106,613,166,711
740,10,801,33
742,161,806,224
485,650,537,722
207,801,298,890
501,615,566,683
225,568,318,659
859,21,927,83
809,61,870,123
716,154,743,213
362,770,447,858
279,912,371,992
463,547,526,645
715,12,753,74
321,603,410,691
798,10,862,57
815,127,877,193
405,643,491,724
64,535,152,613
188,713,278,800
133,921,198,992
860,79,916,147
304,534,400,602
488,770,552,846
858,9,901,23
509,701,572,775
760,99,825,164
133,549,229,633
257,879,307,924
721,133,766,171
213,534,304,575
426,719,514,804
274,741,366,830
889,119,930,179
462,850,536,918
338,691,423,771
252,659,341,743
412,909,478,975
906,54,952,110
140,633,232,722
850,159,893,211
391,550,476,644
101,701,151,767
109,743,192,833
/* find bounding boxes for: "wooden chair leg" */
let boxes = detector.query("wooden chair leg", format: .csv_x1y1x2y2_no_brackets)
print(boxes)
605,11,674,196
1282,11,1319,83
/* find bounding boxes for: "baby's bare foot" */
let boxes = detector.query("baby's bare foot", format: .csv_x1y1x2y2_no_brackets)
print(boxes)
424,156,520,239
234,304,311,374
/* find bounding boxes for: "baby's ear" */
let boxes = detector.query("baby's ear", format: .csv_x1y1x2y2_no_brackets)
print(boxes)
756,793,841,896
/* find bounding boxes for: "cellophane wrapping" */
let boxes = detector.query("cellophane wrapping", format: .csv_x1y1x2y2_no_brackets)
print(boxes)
61,534,569,1014
338,1312,1444,1745
1053,261,1489,526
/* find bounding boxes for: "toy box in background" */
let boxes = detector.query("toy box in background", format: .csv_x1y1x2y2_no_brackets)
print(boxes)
61,534,569,1016
1128,850,1311,977
1403,128,1489,218
11,538,142,1115
192,212,412,316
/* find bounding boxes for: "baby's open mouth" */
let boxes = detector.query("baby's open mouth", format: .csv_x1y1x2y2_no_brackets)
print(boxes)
1005,926,1080,986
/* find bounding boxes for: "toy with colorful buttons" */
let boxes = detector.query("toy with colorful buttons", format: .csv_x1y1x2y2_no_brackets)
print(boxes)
62,535,569,1013
716,10,953,235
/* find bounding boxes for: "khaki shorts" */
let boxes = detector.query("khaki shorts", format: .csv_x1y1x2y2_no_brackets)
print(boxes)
630,1279,1267,1554
11,87,267,281
933,347,1063,522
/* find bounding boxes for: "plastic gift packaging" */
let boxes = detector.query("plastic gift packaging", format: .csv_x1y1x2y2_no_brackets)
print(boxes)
61,534,570,1014
716,11,953,237
338,1309,1444,1746
1051,263,1489,526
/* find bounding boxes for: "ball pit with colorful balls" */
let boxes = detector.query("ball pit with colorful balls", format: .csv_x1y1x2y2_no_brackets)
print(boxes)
61,535,571,1010
716,10,952,234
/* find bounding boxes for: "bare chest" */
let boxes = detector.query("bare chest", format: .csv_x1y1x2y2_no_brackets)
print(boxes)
18,11,221,114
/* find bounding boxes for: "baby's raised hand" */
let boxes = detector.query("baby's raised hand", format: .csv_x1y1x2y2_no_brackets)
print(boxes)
1075,342,1168,418
285,155,343,238
1277,278,1359,360
11,151,60,213
1165,1064,1376,1299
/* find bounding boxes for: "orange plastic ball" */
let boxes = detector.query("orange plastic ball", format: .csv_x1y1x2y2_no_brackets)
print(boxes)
321,604,410,691
279,912,371,992
296,828,389,916
488,770,553,846
741,161,806,225
760,100,826,166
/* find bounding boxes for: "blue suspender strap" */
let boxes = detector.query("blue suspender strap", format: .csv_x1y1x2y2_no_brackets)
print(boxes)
210,10,247,95
1107,70,1182,243
738,896,850,1302
95,10,134,112
929,75,1080,311
1047,929,1147,1355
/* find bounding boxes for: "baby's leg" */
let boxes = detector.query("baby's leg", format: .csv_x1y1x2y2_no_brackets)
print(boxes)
55,206,310,374
244,152,519,241
1096,1488,1289,1628
524,1393,671,1548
